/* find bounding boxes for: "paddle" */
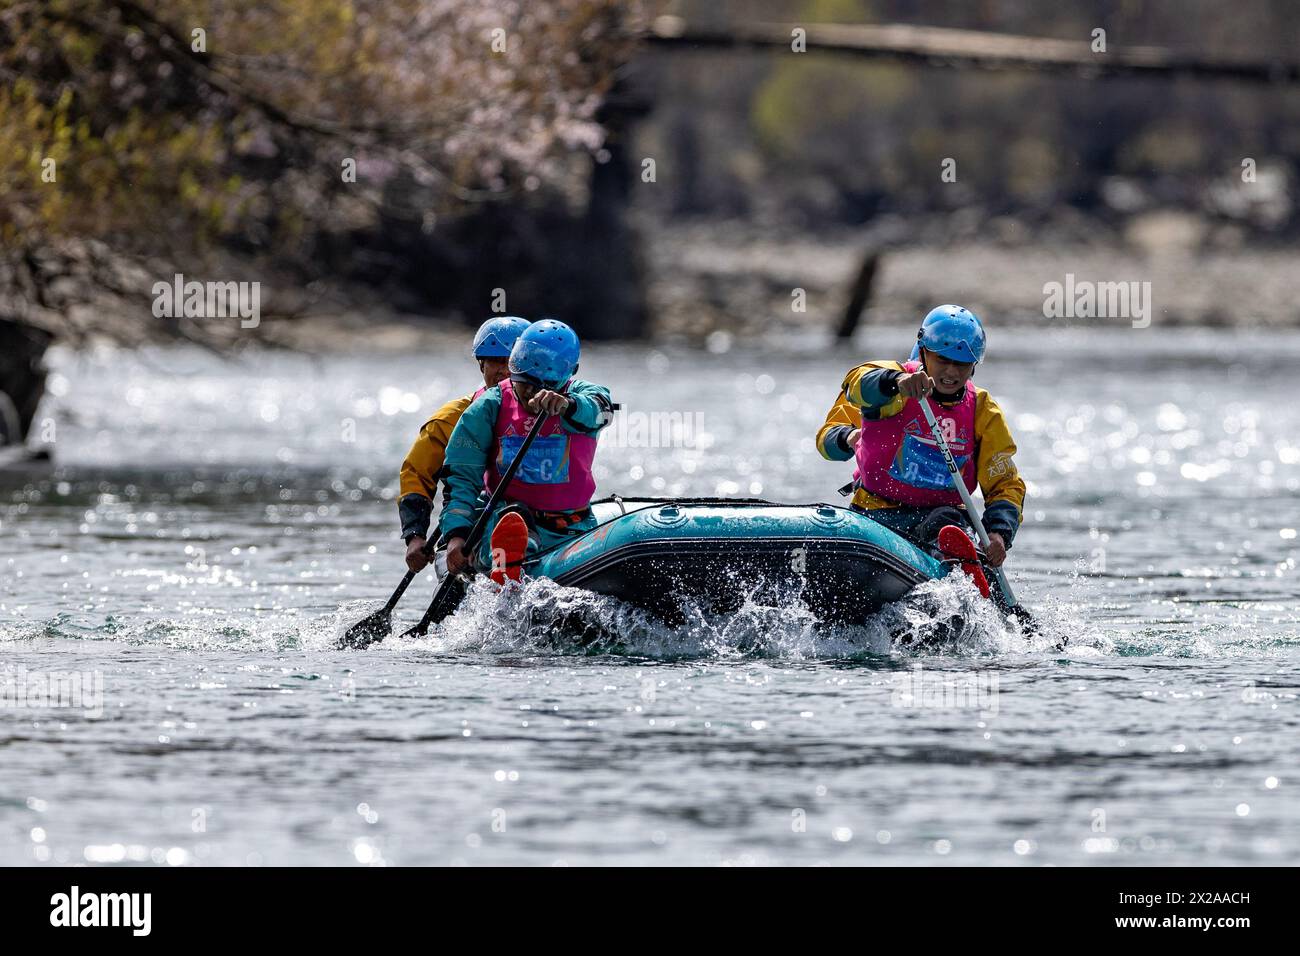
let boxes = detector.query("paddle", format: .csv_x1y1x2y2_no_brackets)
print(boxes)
918,396,1037,631
399,409,552,639
337,534,436,650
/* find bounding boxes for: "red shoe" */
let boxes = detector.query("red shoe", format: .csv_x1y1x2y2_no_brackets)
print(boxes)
937,525,991,599
488,511,529,585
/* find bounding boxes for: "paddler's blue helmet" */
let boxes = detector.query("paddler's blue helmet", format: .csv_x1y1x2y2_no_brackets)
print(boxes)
508,318,580,389
910,305,986,364
472,316,531,359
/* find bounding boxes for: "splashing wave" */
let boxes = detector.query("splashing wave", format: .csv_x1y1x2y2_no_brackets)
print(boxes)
372,572,1087,660
5,574,1104,658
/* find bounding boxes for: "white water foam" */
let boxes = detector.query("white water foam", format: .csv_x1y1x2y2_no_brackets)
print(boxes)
3,570,1107,659
372,571,1085,660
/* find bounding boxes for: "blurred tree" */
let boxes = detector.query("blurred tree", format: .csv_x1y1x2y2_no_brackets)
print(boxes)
652,0,1300,230
0,0,645,349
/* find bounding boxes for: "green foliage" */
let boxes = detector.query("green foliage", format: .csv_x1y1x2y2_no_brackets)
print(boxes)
705,0,1300,222
0,0,643,313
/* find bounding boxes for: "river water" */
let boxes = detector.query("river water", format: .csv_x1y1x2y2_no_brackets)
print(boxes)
2,325,1297,865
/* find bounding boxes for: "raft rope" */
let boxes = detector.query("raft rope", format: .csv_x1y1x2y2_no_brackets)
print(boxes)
517,496,860,567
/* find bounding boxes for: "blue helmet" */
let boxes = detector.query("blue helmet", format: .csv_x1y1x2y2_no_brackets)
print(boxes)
508,319,580,389
472,316,531,358
910,305,986,364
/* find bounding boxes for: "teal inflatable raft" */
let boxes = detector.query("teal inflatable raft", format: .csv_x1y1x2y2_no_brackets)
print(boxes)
522,497,950,624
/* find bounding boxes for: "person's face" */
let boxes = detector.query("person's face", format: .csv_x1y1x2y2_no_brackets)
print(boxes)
479,357,509,388
921,349,975,393
511,378,540,406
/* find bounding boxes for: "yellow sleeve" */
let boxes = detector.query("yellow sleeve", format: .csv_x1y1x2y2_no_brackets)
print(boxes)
819,361,909,461
973,390,1026,512
842,361,908,417
398,395,474,500
816,390,861,460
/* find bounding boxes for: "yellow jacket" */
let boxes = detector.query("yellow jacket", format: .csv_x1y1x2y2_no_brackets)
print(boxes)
397,393,475,540
818,361,1026,533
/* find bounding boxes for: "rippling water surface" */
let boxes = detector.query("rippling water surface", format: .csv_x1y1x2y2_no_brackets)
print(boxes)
2,326,1297,865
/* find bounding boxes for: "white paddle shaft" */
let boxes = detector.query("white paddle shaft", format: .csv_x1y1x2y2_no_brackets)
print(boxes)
918,397,1019,607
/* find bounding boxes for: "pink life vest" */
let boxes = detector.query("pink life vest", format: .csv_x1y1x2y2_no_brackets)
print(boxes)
853,360,978,507
486,381,597,512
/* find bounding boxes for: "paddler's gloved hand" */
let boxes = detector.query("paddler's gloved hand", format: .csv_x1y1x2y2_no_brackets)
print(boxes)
404,535,430,572
847,428,861,449
985,533,1007,567
445,536,469,575
897,370,936,399
527,389,574,416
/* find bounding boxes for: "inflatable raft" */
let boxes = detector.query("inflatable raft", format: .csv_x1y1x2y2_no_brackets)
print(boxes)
521,497,950,624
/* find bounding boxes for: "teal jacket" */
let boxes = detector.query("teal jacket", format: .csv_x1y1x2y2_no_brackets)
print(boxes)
438,380,614,542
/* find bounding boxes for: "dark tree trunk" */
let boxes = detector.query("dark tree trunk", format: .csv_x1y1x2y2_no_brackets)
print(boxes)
0,317,52,446
572,86,649,340
836,247,885,341
317,74,654,342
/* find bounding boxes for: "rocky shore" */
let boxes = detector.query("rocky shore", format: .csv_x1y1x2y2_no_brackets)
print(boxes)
644,216,1300,343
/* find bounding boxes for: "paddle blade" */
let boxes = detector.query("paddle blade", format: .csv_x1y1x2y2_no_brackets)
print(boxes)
1007,602,1043,637
403,574,469,637
937,525,991,599
975,556,1045,639
338,609,392,650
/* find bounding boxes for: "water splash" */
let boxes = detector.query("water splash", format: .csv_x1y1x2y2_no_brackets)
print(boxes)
375,571,1074,661
0,570,1142,659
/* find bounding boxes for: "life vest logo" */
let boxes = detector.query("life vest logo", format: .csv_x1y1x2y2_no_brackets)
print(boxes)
892,417,971,490
499,432,570,485
901,415,968,453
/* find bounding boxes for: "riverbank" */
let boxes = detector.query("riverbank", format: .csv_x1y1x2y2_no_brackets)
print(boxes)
5,215,1299,368
227,215,1300,351
644,217,1300,343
